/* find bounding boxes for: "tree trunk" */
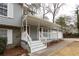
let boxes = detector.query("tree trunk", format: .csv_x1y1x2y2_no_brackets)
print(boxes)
77,14,79,33
52,13,55,23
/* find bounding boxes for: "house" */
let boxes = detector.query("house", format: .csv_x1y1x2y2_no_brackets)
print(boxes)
0,3,63,54
0,3,23,48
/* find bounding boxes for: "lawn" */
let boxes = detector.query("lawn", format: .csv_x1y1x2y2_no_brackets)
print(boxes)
49,41,79,56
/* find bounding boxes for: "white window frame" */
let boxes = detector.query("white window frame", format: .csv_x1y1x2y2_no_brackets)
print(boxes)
0,3,7,16
7,29,13,44
0,3,14,18
0,28,13,44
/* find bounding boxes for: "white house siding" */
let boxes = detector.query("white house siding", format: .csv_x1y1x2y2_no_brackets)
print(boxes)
0,3,23,27
12,29,21,47
58,31,63,39
47,30,63,41
0,3,22,48
51,30,58,40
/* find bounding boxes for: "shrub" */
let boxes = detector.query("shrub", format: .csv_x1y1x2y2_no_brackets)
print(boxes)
0,37,7,55
63,33,79,38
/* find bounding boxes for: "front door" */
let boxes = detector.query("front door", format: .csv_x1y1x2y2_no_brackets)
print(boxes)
29,25,39,41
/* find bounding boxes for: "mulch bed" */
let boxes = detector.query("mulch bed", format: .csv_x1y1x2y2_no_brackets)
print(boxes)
3,46,29,56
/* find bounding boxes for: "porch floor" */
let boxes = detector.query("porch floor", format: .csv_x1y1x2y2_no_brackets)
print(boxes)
4,46,28,56
30,39,73,56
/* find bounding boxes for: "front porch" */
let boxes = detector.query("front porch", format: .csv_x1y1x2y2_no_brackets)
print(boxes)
21,15,63,53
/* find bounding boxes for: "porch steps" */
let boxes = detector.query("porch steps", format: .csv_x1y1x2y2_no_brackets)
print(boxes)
21,32,47,53
30,40,47,53
31,41,43,46
31,41,43,44
31,45,46,53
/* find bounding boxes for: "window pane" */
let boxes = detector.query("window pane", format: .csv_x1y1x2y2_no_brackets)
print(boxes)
0,3,7,16
0,29,7,38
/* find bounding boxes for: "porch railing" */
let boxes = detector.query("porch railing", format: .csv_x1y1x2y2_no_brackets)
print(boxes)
22,31,32,46
39,32,47,46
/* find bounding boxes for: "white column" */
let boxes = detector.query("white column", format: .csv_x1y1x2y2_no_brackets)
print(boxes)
7,29,13,44
41,27,43,38
26,16,28,41
57,30,58,40
48,29,50,40
37,24,40,40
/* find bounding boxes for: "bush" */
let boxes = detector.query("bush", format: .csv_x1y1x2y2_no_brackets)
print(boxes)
0,37,7,55
63,33,79,38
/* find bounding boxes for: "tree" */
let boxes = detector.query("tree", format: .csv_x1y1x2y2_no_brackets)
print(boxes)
39,3,64,22
75,6,79,33
31,3,41,14
41,4,50,19
56,16,67,28
56,15,77,34
47,3,64,23
25,3,41,15
25,3,64,22
56,16,68,33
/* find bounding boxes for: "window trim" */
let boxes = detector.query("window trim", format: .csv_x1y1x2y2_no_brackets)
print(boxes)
0,14,14,19
0,3,7,16
0,3,14,19
0,28,13,44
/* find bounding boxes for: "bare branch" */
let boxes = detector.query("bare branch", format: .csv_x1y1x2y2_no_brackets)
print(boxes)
48,3,64,23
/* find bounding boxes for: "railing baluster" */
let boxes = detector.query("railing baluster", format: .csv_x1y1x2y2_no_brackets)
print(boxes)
40,32,47,46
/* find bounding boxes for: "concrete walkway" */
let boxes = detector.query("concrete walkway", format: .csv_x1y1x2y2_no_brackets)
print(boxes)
30,40,74,56
64,38,79,41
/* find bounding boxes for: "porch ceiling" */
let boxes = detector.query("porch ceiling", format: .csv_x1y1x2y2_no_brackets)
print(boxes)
26,15,61,29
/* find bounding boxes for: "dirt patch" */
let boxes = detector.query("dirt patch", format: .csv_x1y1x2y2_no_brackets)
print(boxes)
49,41,79,56
4,46,28,56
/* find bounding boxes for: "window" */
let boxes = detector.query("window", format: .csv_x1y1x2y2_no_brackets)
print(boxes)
0,29,7,38
0,3,7,16
0,29,13,44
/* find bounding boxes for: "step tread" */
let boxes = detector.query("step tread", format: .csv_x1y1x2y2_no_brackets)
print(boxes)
31,46,46,53
31,42,43,46
31,41,43,46
31,41,41,44
31,44,45,49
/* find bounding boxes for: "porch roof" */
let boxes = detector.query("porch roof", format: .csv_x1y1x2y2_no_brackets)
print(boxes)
25,15,61,29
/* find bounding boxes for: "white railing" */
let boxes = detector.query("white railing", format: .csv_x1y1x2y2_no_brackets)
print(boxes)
26,32,32,42
39,32,47,46
22,31,32,47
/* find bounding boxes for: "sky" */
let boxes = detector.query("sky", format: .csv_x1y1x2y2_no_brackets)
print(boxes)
58,3,77,17
46,1,79,22
47,3,76,19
